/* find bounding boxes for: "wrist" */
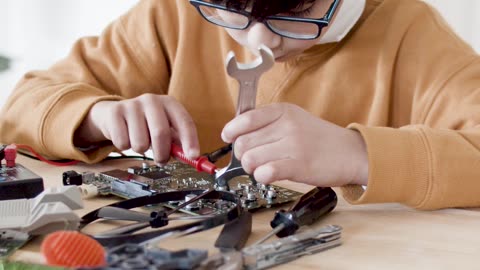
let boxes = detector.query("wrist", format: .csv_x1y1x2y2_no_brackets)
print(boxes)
73,102,109,147
348,130,369,186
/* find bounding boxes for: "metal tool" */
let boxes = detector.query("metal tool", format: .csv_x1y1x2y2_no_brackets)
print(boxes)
252,187,338,246
215,45,275,189
197,211,253,270
196,224,342,270
242,225,342,270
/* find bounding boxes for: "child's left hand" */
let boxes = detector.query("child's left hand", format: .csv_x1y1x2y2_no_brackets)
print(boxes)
221,103,369,187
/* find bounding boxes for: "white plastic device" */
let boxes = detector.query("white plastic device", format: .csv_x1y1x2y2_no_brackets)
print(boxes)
0,186,83,235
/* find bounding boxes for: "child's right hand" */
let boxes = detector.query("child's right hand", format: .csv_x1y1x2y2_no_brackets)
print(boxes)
74,94,200,164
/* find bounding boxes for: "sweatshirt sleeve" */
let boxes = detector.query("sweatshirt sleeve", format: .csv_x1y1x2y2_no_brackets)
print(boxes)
0,0,179,163
341,1,480,210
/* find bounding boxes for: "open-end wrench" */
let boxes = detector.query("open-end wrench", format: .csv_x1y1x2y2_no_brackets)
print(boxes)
215,45,275,189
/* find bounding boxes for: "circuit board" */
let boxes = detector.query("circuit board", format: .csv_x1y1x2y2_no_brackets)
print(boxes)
0,230,29,260
73,161,302,212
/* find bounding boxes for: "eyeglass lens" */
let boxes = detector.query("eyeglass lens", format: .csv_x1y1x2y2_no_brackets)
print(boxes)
197,3,321,39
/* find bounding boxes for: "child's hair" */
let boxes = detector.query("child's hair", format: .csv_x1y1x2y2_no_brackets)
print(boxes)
219,0,317,18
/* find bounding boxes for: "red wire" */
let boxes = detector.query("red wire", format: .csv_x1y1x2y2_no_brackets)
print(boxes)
14,144,79,167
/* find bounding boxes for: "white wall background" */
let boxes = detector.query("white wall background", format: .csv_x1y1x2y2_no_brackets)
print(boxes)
1,0,480,108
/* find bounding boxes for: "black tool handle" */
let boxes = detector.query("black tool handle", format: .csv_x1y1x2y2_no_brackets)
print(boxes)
214,211,252,251
270,187,337,237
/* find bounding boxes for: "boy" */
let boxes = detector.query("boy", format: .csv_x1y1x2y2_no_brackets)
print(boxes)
1,0,479,210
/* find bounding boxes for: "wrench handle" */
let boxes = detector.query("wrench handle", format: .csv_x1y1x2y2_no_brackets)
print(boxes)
235,78,259,115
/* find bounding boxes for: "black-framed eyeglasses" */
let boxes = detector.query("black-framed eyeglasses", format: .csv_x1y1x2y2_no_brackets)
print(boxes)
189,0,341,40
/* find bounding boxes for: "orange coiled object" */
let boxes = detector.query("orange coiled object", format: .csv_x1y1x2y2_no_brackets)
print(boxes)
41,231,106,268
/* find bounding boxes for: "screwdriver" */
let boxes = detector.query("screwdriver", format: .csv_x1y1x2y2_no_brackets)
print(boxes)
170,143,218,175
252,187,337,246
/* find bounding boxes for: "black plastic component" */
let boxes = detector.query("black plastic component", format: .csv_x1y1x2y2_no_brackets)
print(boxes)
270,187,337,238
206,144,232,163
149,210,169,228
0,163,44,200
80,189,243,247
215,211,252,251
62,170,83,186
0,144,5,160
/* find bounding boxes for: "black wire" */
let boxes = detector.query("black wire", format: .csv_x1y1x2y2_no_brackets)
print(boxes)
205,143,232,163
105,155,154,161
18,150,153,162
17,150,77,163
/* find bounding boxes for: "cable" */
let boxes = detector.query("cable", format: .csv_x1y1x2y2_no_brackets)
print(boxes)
14,144,79,167
105,155,153,161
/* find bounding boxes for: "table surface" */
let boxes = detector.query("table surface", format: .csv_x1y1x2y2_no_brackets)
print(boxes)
8,155,480,269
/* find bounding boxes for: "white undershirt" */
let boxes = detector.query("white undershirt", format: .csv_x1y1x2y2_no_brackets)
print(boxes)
318,0,367,44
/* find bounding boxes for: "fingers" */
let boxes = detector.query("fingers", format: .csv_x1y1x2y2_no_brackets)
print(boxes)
164,98,200,159
254,159,299,184
240,138,292,174
144,104,171,163
125,107,150,154
221,104,284,143
107,106,130,151
233,119,283,159
102,95,198,164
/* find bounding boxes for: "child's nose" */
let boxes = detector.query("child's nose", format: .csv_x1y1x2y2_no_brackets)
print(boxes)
247,22,281,51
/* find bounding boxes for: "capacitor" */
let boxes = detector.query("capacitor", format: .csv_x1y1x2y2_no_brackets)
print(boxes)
247,192,257,201
185,194,200,210
267,188,277,199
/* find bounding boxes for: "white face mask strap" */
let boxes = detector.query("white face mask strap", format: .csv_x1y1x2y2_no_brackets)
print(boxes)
317,0,366,44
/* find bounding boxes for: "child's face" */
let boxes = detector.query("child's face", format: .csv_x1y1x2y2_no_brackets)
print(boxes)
222,0,337,61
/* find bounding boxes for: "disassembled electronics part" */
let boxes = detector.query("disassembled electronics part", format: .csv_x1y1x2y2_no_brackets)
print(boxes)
78,184,99,199
0,186,83,235
1,149,44,200
0,230,30,260
70,161,302,212
80,189,243,247
101,244,208,270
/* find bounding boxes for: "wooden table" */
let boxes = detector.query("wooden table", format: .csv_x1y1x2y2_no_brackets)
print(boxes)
9,155,480,269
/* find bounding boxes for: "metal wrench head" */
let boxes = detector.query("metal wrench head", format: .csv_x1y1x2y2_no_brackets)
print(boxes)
226,44,275,80
216,45,274,189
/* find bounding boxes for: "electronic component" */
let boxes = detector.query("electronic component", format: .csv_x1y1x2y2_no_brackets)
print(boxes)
105,244,208,270
80,189,243,247
0,186,83,235
0,163,44,200
71,161,302,212
1,144,44,200
0,230,30,260
62,170,83,186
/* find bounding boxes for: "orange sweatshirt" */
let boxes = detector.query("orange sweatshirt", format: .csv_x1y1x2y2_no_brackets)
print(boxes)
1,0,480,210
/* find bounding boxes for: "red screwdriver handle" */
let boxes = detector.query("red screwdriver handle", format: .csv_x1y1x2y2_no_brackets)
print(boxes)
170,144,217,175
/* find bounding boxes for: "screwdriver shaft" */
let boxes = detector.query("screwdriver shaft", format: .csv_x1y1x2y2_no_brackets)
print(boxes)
251,223,285,246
